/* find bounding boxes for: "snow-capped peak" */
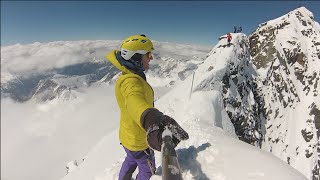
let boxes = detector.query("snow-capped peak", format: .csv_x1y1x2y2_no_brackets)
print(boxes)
258,6,315,31
250,6,320,179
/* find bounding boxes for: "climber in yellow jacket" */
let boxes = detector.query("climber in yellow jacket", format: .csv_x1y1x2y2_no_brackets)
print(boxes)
106,34,189,180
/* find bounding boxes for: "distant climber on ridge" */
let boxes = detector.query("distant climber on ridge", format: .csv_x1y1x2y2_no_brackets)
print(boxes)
234,26,237,33
227,33,232,46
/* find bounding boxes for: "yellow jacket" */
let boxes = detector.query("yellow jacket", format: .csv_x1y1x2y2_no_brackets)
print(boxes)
106,50,154,151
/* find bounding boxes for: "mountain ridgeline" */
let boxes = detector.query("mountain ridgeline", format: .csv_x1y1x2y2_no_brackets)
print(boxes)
249,7,319,179
1,7,319,180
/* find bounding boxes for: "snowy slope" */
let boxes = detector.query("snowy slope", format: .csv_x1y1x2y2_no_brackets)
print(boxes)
60,33,306,180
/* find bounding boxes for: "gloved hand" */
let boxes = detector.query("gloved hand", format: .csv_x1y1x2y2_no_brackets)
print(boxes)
141,108,189,151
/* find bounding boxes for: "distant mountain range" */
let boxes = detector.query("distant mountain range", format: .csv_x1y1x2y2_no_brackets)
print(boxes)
1,42,209,102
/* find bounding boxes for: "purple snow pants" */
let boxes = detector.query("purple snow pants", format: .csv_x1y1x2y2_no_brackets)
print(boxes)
118,146,156,180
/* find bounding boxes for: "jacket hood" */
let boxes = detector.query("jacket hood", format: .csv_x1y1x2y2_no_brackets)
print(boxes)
106,50,132,74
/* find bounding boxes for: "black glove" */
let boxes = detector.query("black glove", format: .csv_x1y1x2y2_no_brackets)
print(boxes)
141,108,189,151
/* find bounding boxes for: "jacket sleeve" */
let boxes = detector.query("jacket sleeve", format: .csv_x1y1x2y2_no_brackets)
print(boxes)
120,77,154,129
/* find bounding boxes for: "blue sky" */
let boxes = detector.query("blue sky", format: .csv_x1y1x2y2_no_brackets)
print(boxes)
1,1,319,46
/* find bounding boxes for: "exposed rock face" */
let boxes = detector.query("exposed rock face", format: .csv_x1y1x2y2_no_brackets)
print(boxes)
220,35,264,147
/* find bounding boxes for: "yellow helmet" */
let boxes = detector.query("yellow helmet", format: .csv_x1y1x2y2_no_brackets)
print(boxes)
120,34,154,60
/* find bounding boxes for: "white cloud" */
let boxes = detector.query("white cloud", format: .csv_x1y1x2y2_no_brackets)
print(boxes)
1,41,121,76
1,84,119,180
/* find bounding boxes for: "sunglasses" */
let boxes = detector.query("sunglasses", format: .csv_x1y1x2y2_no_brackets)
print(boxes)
146,52,153,59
